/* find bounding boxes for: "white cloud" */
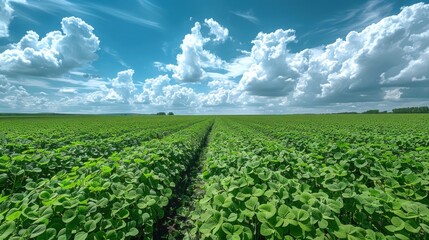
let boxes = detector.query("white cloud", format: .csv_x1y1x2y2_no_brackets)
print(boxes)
136,74,200,108
204,18,229,42
238,29,298,96
0,16,99,77
59,87,78,94
136,74,170,105
110,69,136,101
0,0,26,38
83,69,136,103
0,75,51,111
232,10,259,24
236,2,429,106
384,88,403,100
170,21,225,82
0,0,14,38
207,79,237,89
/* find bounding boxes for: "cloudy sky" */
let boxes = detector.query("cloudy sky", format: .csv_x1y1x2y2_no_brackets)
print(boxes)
0,0,428,114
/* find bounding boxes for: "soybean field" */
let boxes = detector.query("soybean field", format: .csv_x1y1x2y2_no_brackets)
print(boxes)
1,114,429,240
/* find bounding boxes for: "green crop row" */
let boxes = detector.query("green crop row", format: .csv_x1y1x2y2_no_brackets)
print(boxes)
0,119,213,240
183,117,429,240
0,116,204,155
0,119,201,195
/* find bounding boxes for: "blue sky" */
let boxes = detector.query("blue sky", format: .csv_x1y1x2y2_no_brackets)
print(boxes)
0,0,428,114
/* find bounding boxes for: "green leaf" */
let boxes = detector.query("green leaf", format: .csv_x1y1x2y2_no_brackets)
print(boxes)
222,223,234,235
0,221,15,239
62,209,77,223
0,174,7,183
36,228,57,240
245,197,258,210
116,209,129,219
30,224,47,238
391,217,405,230
39,206,53,219
278,204,289,218
258,203,276,219
74,231,88,240
394,233,410,240
6,210,21,221
421,223,429,234
213,194,226,206
63,199,79,209
125,228,139,237
385,225,398,233
260,223,274,236
404,220,421,233
84,220,97,232
334,152,342,160
226,213,238,222
318,219,329,229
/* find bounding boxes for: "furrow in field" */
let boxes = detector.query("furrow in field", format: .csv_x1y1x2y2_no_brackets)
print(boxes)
153,119,214,240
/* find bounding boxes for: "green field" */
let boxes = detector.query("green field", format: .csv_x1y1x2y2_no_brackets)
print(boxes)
1,115,429,240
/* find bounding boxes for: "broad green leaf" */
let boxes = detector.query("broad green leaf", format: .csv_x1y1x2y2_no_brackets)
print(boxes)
318,219,328,229
62,209,77,223
258,203,276,219
0,221,15,239
391,216,405,230
30,224,46,238
260,223,274,236
334,152,342,160
278,204,289,218
84,220,97,232
116,209,129,219
222,223,234,235
6,210,21,221
36,228,57,240
125,228,139,237
245,197,258,210
74,232,88,240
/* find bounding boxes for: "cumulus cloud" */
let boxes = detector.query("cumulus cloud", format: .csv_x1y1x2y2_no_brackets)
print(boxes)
136,74,170,105
0,76,50,111
236,2,429,105
84,69,136,103
0,0,14,38
384,88,403,100
110,69,136,101
136,74,201,108
204,18,229,42
170,20,226,82
0,0,25,38
0,16,99,77
238,29,298,96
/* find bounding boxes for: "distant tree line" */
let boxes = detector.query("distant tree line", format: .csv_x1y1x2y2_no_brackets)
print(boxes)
362,110,388,114
155,112,174,115
392,106,429,113
338,106,429,114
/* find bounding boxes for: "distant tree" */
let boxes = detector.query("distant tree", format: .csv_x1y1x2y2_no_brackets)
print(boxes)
362,109,380,114
337,112,358,114
392,106,429,113
156,112,166,115
167,112,174,115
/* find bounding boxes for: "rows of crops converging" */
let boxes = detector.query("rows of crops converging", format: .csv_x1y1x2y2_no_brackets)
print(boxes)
1,115,429,239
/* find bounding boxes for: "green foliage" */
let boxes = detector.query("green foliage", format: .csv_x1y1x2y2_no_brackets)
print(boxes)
1,114,429,240
182,115,429,240
0,116,213,239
